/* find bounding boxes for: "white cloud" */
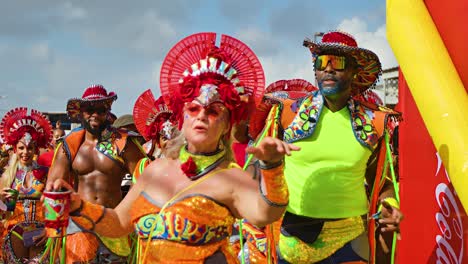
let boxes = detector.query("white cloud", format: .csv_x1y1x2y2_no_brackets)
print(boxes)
81,9,177,57
337,17,398,69
260,55,315,86
236,27,279,57
60,2,87,21
131,10,177,55
29,43,50,60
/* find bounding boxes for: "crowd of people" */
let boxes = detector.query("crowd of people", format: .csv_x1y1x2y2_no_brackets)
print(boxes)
0,30,402,264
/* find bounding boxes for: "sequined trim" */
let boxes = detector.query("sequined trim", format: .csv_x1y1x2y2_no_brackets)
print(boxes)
97,141,124,164
283,91,323,143
62,127,129,167
279,216,365,263
135,194,233,245
130,194,237,263
282,92,380,150
240,220,267,254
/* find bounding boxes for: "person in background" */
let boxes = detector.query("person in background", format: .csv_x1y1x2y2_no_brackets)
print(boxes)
131,90,180,183
0,107,52,263
37,121,66,168
46,84,146,263
113,113,145,197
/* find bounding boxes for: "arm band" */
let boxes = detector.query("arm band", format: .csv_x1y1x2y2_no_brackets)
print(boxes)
259,163,288,207
70,200,106,231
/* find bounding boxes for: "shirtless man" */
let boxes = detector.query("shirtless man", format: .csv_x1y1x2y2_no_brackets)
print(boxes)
47,84,146,263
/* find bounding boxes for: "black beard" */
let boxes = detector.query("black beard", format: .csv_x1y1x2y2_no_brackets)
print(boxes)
82,119,109,139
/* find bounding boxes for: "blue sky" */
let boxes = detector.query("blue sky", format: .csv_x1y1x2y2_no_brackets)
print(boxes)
0,0,396,117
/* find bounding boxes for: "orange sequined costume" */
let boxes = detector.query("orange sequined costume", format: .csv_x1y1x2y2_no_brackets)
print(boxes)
129,192,238,263
0,163,48,263
0,107,53,263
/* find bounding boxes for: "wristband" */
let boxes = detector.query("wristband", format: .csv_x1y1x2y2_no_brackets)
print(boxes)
259,164,288,207
258,159,283,170
70,200,106,230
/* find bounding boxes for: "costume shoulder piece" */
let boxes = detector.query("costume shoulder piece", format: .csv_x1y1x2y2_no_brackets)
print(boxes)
354,99,402,138
61,126,137,166
281,92,398,151
60,127,85,162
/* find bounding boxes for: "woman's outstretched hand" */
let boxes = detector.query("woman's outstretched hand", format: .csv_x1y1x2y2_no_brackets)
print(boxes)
246,136,300,163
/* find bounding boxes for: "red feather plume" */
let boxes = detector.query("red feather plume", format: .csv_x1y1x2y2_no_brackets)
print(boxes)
219,34,265,106
160,33,217,105
133,89,157,141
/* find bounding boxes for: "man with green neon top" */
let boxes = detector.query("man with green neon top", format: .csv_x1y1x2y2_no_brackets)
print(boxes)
244,31,403,264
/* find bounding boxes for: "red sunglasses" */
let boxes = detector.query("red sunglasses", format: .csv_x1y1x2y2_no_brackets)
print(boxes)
184,102,227,120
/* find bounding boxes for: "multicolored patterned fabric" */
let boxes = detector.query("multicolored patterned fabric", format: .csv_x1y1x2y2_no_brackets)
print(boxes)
11,163,48,200
283,91,383,150
279,216,366,263
1,162,48,263
130,192,237,263
132,157,151,183
2,221,48,263
61,126,140,166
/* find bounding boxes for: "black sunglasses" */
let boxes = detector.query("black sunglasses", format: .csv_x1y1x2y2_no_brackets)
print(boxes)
81,106,108,114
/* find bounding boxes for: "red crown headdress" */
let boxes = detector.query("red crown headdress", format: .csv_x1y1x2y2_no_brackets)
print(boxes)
0,107,53,149
304,30,382,95
266,79,317,96
160,32,265,129
133,89,176,144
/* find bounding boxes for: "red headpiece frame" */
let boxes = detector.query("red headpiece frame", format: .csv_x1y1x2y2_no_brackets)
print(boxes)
0,107,53,149
160,32,265,129
133,89,176,144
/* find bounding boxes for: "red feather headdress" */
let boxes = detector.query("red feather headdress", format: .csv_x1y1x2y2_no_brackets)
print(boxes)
133,89,177,145
160,32,265,129
0,107,52,149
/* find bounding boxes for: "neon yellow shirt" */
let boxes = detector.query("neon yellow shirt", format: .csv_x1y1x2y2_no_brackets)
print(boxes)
285,106,371,218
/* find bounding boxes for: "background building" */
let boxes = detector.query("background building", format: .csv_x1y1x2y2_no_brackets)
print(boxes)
374,66,399,108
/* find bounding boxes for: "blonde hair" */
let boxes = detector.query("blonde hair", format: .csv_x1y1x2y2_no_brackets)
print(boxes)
0,154,18,190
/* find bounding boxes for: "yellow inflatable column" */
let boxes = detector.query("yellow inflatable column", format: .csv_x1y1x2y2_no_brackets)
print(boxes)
387,0,468,210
